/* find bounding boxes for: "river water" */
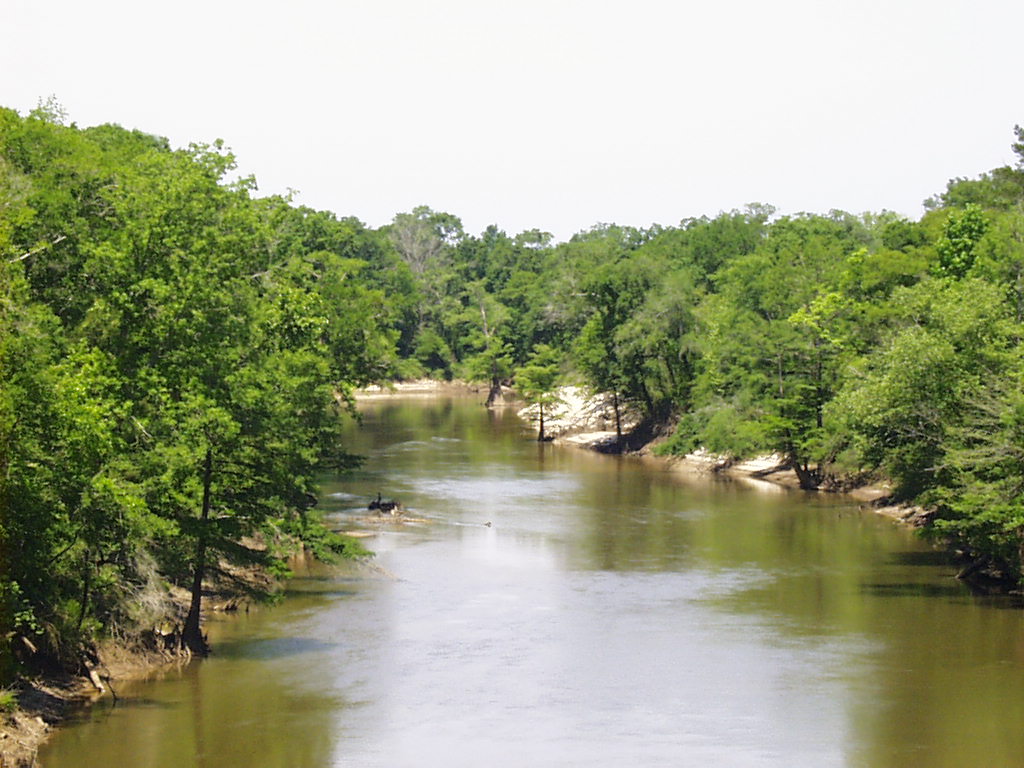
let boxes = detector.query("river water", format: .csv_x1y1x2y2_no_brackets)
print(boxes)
40,397,1024,767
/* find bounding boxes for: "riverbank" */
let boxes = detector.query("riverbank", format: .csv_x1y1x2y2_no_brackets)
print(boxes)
354,378,491,400
354,381,930,528
0,552,300,767
0,640,191,768
523,386,930,527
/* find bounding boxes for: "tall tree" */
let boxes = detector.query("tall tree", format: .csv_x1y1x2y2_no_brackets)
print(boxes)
687,214,858,486
932,376,1024,582
516,344,563,441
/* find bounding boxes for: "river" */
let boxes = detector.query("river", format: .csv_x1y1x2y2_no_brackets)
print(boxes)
39,396,1024,767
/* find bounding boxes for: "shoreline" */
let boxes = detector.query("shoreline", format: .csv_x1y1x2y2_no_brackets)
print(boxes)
530,386,929,526
557,430,929,525
1,641,192,768
361,382,932,529
1,383,916,767
1,553,311,767
353,379,487,400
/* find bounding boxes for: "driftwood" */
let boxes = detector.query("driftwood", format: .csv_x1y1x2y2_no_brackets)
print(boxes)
86,666,105,694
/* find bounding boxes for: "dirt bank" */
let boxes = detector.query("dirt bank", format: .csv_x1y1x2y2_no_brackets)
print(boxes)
354,379,485,400
0,548,290,767
529,386,928,525
517,386,637,442
0,639,194,768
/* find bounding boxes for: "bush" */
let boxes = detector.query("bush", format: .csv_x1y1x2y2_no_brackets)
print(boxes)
0,688,18,713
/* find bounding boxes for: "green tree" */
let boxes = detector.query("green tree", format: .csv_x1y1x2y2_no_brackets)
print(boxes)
971,210,1024,323
686,214,858,486
0,106,389,674
932,377,1024,582
934,203,989,279
516,344,563,441
832,278,1015,498
455,281,514,405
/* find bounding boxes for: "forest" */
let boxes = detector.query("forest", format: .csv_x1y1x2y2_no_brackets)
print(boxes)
2,101,1024,685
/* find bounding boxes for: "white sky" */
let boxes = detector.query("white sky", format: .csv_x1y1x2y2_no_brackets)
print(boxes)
4,0,1023,241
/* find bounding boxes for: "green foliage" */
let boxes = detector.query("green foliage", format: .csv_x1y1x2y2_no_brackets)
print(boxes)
0,688,17,713
931,378,1024,581
6,103,1024,663
678,214,861,485
515,344,564,440
832,277,1015,498
970,211,1024,322
0,107,391,669
934,204,989,279
516,344,562,399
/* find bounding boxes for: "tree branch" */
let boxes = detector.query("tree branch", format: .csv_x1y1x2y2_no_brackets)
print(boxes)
8,234,67,263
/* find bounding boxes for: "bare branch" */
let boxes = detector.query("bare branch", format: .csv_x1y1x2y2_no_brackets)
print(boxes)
8,234,67,263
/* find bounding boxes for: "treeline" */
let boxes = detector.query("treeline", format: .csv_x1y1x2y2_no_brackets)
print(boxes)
3,104,1024,684
373,130,1024,589
0,103,400,682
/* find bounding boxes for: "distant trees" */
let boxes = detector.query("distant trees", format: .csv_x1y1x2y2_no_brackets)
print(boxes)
406,124,1024,583
370,161,1024,587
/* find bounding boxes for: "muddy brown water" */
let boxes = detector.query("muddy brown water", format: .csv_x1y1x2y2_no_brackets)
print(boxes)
39,397,1024,767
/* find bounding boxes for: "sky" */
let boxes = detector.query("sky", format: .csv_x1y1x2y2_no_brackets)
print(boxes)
4,0,1023,241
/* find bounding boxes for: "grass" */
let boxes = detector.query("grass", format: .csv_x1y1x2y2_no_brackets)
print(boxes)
0,688,18,713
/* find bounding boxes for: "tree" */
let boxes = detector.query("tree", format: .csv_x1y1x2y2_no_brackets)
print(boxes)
832,277,1015,498
0,114,383,663
934,204,989,279
932,377,1024,582
685,214,858,486
454,281,514,405
79,140,377,653
515,345,563,441
971,210,1024,323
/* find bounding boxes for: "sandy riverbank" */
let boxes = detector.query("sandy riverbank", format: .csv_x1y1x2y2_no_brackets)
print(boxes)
354,379,490,400
525,386,927,525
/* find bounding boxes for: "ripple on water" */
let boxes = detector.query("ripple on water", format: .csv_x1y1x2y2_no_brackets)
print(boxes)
374,439,431,456
325,491,363,500
411,471,579,504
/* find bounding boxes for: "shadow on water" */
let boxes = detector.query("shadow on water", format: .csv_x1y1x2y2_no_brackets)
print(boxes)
281,586,359,598
212,636,339,661
886,550,956,568
966,593,1024,610
62,696,181,726
860,582,968,599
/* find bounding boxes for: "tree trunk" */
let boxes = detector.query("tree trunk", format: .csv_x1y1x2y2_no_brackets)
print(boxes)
485,376,502,408
791,460,821,490
537,402,545,442
0,446,13,684
612,392,622,439
1017,528,1024,589
815,341,824,430
0,544,12,685
77,556,92,631
182,447,213,655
